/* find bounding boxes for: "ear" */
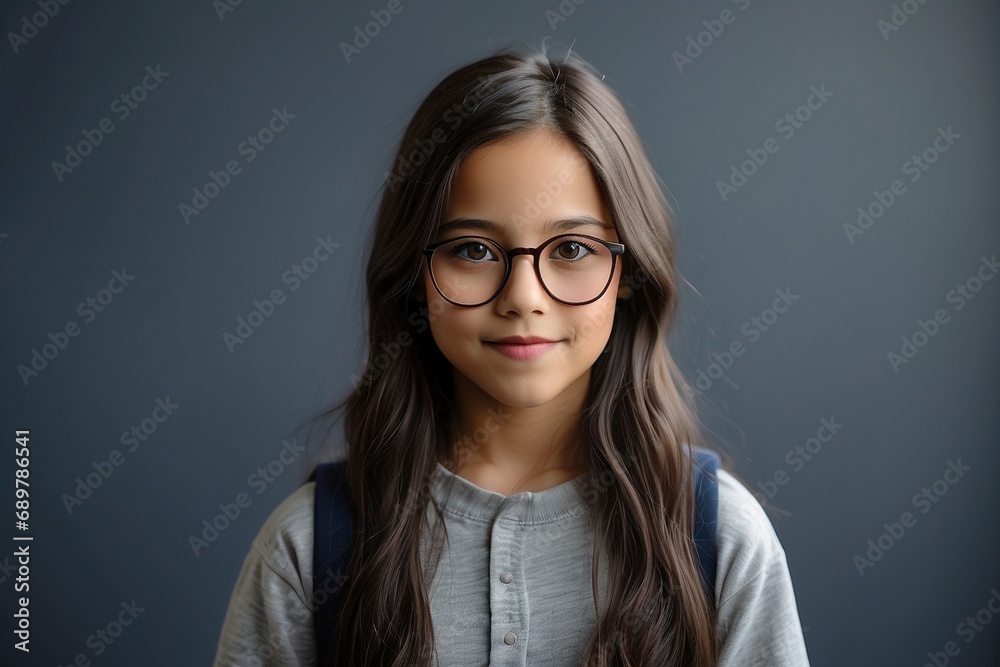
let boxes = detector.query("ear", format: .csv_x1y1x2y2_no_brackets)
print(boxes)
617,281,633,300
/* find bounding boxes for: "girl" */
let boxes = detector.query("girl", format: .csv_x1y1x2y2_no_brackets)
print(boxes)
213,42,810,667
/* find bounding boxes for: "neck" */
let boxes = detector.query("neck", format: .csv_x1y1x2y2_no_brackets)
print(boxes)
440,373,592,495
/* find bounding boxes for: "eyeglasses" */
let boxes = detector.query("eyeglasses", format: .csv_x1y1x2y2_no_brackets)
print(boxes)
422,233,626,307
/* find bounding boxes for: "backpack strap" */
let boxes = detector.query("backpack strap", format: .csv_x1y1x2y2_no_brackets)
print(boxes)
691,446,720,606
311,460,353,667
310,451,720,657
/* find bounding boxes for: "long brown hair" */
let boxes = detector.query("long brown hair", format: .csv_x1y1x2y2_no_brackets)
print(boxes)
309,41,732,666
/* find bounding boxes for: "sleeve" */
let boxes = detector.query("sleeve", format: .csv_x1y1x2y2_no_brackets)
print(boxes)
713,469,811,667
212,482,318,667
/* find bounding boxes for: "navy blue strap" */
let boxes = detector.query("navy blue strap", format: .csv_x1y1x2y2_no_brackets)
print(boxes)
691,447,720,605
312,460,353,667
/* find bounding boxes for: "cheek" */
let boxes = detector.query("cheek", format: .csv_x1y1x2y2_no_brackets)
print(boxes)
570,298,618,349
421,264,488,342
425,297,478,352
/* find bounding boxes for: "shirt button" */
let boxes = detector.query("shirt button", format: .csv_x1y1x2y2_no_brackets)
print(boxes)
504,632,517,645
500,572,513,584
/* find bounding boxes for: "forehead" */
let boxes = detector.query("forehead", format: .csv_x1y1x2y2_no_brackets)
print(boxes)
440,128,613,238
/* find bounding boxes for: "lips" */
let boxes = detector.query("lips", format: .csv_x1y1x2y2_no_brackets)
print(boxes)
485,336,559,361
489,335,557,344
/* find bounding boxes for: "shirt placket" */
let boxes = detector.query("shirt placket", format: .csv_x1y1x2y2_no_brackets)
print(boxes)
489,492,530,666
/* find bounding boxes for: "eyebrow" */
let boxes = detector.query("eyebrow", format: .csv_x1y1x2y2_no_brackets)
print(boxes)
436,215,612,236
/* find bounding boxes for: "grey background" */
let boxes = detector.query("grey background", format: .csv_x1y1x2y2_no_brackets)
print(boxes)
2,0,998,664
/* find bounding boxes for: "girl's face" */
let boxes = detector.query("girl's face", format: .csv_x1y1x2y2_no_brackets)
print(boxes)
418,128,630,412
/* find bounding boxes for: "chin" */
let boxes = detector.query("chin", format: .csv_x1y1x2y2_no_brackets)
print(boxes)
482,383,561,409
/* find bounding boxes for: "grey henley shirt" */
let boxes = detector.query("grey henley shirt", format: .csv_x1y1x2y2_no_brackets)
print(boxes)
212,462,811,666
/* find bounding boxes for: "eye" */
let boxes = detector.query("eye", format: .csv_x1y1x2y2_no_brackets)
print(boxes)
450,241,498,263
552,239,598,261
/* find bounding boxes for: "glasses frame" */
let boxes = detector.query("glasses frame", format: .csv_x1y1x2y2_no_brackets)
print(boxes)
422,232,626,308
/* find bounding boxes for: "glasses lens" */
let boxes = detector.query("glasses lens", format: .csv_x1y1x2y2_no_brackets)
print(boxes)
430,235,615,306
430,237,506,305
538,235,615,304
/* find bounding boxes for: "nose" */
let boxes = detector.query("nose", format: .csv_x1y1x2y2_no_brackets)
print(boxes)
495,254,549,313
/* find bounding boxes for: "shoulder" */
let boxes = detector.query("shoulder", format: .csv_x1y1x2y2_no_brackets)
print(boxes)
711,467,811,665
212,482,319,666
248,481,316,599
713,467,788,603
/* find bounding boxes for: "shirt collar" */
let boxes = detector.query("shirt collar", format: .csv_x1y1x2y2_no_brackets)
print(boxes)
430,461,590,524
